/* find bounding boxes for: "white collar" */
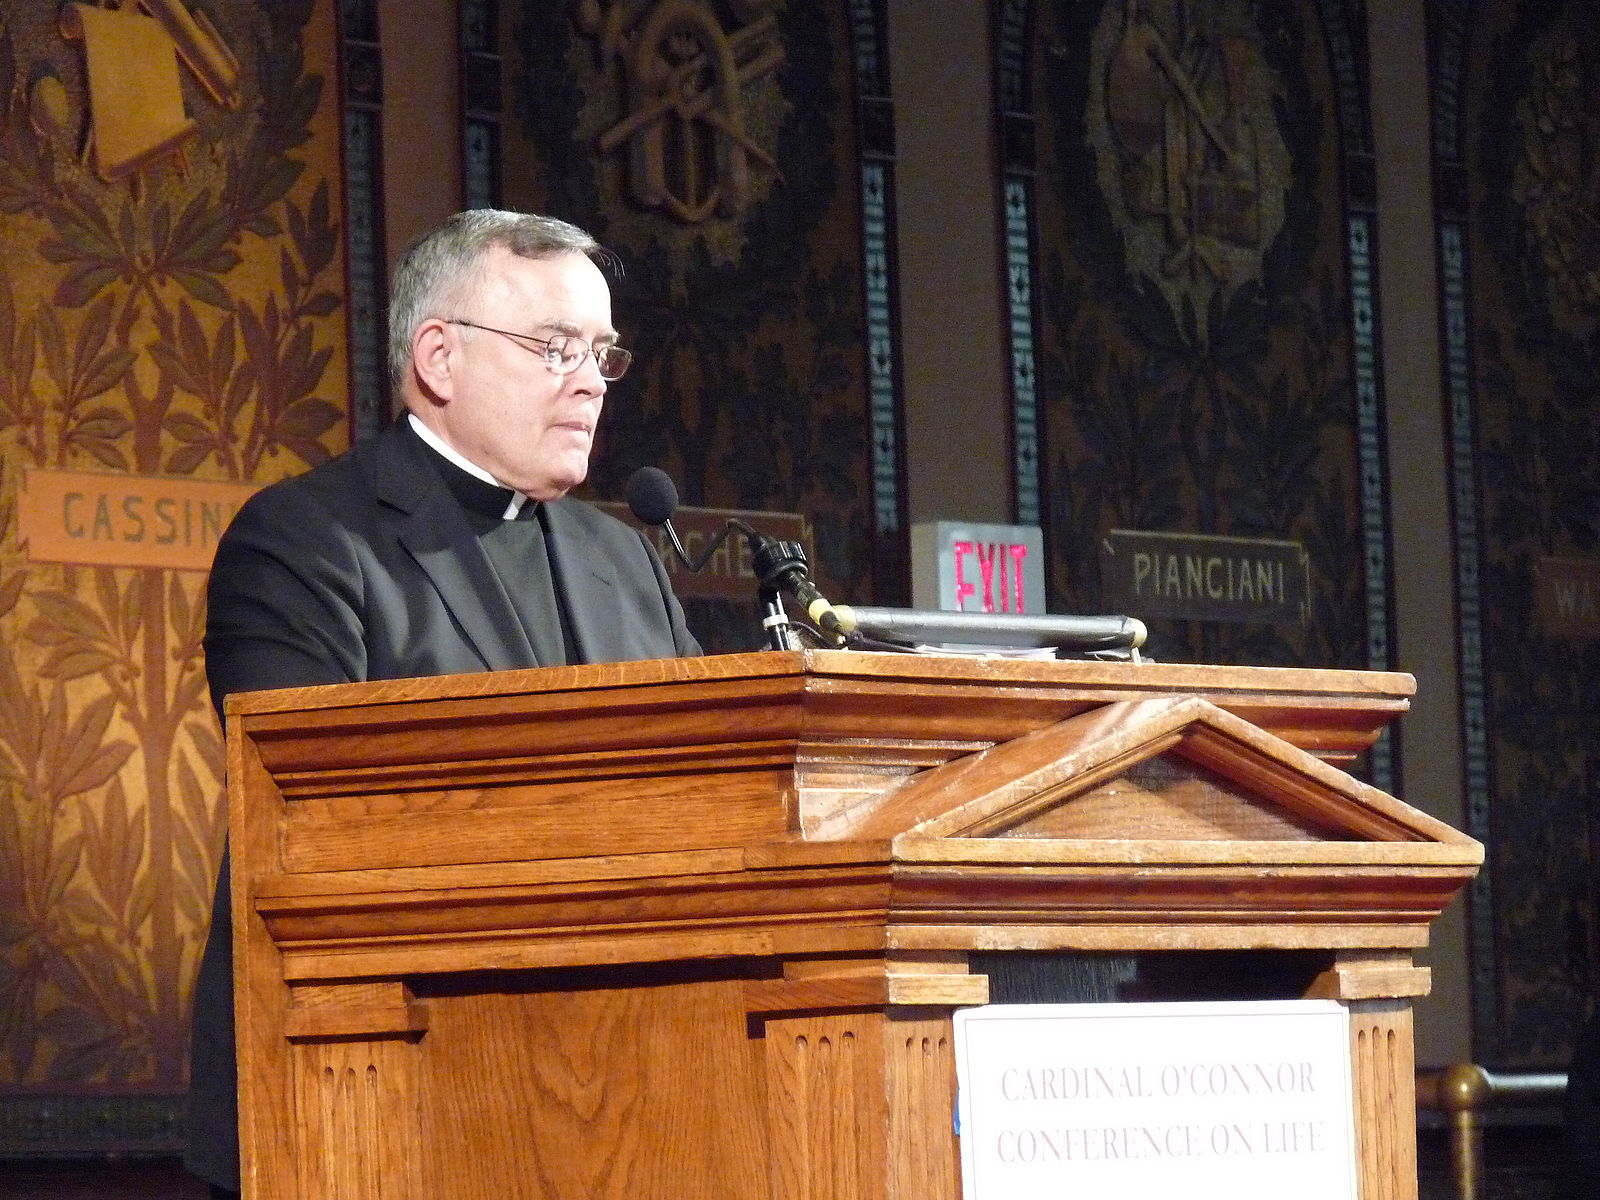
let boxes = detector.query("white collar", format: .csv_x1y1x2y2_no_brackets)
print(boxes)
407,412,528,519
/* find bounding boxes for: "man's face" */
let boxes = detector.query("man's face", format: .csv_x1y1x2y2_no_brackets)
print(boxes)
427,247,616,500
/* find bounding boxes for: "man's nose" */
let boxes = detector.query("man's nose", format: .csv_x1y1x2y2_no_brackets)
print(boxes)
571,350,609,392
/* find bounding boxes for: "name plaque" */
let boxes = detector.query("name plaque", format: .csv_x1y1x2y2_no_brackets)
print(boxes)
1101,529,1309,624
19,467,259,573
1535,556,1600,638
953,1000,1357,1200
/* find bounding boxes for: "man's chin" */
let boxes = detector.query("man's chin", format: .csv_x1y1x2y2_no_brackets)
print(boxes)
524,464,589,502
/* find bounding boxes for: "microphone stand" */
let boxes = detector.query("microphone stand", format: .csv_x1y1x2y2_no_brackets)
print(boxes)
757,587,804,651
648,514,814,650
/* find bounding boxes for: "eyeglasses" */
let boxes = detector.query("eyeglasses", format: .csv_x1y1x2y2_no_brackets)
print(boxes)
444,319,634,381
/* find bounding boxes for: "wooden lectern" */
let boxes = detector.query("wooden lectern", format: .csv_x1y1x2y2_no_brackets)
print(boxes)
226,651,1480,1199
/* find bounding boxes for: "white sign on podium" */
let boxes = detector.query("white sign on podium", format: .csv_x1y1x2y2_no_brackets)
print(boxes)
953,1000,1357,1200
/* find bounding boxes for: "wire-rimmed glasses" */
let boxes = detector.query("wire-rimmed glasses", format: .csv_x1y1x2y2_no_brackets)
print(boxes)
444,319,633,380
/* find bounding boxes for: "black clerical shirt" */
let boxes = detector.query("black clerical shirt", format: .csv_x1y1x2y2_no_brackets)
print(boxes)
420,432,574,667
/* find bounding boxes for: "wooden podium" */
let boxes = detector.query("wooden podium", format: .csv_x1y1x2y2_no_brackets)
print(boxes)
225,651,1481,1199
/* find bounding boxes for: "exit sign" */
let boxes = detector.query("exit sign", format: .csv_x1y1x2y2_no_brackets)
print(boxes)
912,522,1045,614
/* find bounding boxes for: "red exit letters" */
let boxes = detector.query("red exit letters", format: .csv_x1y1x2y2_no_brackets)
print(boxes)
953,540,1029,613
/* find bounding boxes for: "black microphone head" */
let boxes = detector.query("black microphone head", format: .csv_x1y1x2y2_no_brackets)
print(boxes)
626,466,679,526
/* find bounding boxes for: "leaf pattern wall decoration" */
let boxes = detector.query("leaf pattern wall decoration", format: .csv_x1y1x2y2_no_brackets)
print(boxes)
1460,0,1600,1068
0,0,346,1135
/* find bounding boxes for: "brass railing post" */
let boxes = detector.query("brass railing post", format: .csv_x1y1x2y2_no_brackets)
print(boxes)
1415,1064,1568,1200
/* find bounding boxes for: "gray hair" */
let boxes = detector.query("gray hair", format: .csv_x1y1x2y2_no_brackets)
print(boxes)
387,209,608,387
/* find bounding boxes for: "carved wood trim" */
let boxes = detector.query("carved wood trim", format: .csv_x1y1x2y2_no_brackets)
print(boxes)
761,1013,881,1200
291,1038,422,1199
745,953,988,1014
884,1014,962,1200
1347,1000,1418,1200
1307,951,1432,1002
830,695,1472,844
756,1007,964,1200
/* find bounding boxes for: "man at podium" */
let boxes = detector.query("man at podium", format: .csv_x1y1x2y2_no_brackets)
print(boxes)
186,209,701,1196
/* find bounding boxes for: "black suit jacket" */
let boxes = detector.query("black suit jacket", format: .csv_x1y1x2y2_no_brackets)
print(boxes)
186,418,698,1189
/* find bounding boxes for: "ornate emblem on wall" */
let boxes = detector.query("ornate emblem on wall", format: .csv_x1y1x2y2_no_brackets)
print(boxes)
1087,0,1291,336
576,0,786,229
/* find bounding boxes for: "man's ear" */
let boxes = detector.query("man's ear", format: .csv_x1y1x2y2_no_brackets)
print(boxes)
410,317,456,402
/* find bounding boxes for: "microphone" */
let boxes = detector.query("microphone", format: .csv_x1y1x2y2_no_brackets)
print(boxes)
625,467,855,640
625,465,679,527
626,466,695,569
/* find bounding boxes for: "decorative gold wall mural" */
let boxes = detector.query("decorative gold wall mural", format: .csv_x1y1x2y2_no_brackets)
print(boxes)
0,0,345,1141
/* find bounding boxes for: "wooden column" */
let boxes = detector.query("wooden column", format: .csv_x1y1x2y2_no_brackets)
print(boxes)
1310,951,1430,1200
283,982,428,1199
747,954,986,1200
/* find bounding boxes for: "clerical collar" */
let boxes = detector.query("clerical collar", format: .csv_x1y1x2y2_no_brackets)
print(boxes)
407,412,529,519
